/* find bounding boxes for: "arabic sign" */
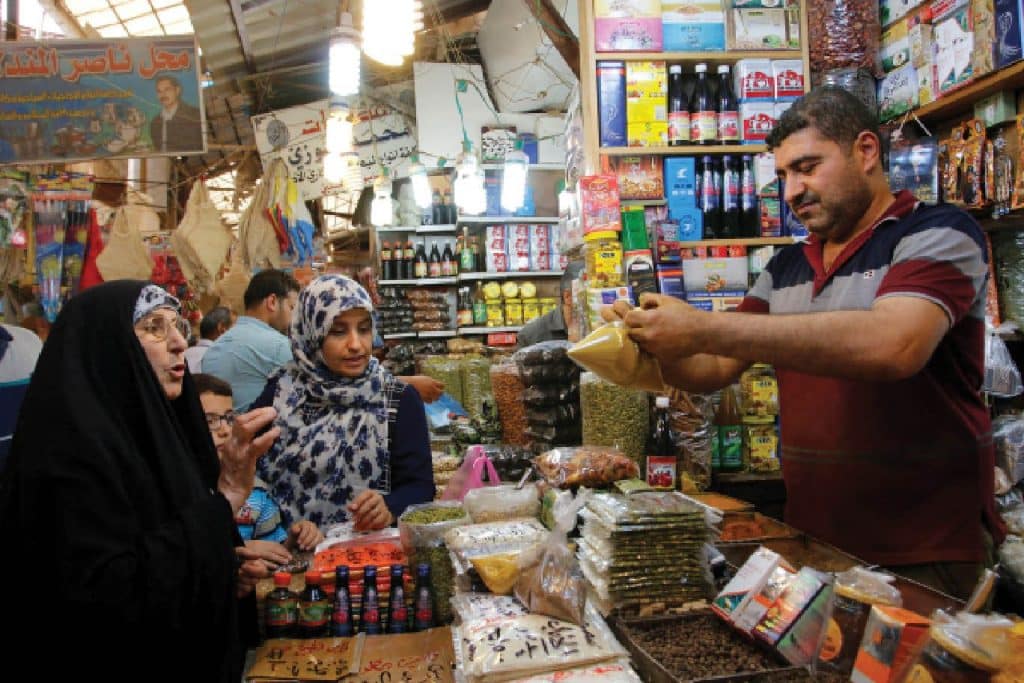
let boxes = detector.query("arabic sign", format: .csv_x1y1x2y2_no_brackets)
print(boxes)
352,82,417,182
0,36,204,165
251,99,329,201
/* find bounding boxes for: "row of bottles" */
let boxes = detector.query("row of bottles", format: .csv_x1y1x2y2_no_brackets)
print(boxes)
668,63,738,146
422,189,457,226
265,563,435,639
380,228,488,281
697,154,759,239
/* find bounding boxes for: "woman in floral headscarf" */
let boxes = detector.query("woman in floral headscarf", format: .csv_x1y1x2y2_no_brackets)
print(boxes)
251,274,434,531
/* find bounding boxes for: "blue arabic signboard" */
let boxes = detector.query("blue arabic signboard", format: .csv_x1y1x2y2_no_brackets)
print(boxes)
0,36,205,165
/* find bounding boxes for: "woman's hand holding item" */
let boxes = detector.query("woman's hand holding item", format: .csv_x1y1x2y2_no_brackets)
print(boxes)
245,539,292,566
235,545,272,598
403,375,444,403
348,489,393,532
218,407,280,513
287,520,324,551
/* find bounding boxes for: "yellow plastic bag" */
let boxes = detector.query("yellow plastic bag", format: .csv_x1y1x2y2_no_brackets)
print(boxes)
471,553,520,595
568,321,664,392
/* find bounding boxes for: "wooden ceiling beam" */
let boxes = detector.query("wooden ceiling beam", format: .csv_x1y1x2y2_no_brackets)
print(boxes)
521,0,578,78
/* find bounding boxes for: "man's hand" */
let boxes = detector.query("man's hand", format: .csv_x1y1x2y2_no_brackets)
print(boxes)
287,520,324,552
244,539,293,566
236,545,273,598
401,375,444,403
217,407,280,513
347,490,393,532
605,294,710,362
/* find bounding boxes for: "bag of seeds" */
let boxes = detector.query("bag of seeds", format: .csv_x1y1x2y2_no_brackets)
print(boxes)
568,321,664,392
580,373,649,460
398,501,471,625
515,489,593,625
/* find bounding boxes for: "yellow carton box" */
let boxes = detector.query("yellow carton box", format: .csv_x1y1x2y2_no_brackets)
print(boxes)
627,121,668,146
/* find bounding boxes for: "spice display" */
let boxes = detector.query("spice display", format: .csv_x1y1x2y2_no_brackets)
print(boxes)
398,502,471,625
534,446,639,489
457,604,625,682
580,372,649,460
578,492,712,614
820,567,902,674
491,359,530,446
464,483,541,523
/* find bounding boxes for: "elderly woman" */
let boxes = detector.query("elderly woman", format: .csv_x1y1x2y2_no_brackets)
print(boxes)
252,275,434,532
0,281,278,681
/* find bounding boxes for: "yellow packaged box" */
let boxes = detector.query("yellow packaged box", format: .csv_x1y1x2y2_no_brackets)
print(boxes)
626,61,667,100
850,605,930,683
627,121,668,147
627,97,668,124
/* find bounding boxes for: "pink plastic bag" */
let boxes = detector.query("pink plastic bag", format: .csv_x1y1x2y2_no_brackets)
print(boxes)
441,445,501,501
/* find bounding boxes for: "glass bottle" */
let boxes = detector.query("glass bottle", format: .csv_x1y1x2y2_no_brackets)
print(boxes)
414,242,429,279
431,189,443,225
472,235,484,273
740,154,759,237
667,64,689,146
689,63,716,146
441,242,455,276
428,242,442,277
413,563,435,631
444,191,458,224
457,287,473,326
460,227,475,272
332,565,355,637
645,395,677,490
472,281,487,324
698,155,721,239
715,385,744,473
380,240,393,280
403,240,415,279
716,64,739,145
360,565,382,635
265,571,298,639
387,565,408,634
298,570,330,638
720,155,741,238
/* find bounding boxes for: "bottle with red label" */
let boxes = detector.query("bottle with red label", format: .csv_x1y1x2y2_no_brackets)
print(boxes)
298,570,330,638
667,64,690,146
689,63,717,146
265,571,298,639
360,565,382,634
716,65,739,145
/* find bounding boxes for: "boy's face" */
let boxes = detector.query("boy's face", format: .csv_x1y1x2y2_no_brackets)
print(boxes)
199,392,234,456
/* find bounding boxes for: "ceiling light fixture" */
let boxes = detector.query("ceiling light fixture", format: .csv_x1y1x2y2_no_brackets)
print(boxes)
370,167,394,226
329,11,360,96
362,0,421,66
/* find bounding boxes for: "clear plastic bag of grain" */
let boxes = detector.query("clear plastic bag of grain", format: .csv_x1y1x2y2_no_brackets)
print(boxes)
461,355,493,422
491,358,529,446
662,388,715,491
420,355,464,407
580,372,649,460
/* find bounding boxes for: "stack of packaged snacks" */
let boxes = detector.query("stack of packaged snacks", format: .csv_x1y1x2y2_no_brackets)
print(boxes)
578,492,715,615
514,341,581,452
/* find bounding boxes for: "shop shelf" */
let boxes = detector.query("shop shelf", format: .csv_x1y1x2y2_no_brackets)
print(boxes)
378,278,457,286
381,333,417,340
600,144,766,156
457,215,560,224
458,326,523,334
479,162,565,171
417,330,457,338
457,270,563,281
677,237,799,248
594,49,803,63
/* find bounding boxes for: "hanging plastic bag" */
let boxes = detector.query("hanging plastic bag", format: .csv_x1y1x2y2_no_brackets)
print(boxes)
568,321,664,392
95,202,155,281
984,328,1023,397
515,488,592,625
238,159,283,270
440,445,501,501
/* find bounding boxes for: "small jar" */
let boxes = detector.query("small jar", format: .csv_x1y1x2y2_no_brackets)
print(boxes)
485,299,505,327
501,281,520,299
519,281,537,298
819,583,899,674
539,297,558,315
741,363,779,418
904,625,1002,683
483,281,502,300
582,230,624,287
522,298,541,323
504,298,524,326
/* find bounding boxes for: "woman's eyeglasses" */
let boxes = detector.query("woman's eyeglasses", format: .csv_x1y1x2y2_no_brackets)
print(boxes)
136,313,190,342
204,411,236,430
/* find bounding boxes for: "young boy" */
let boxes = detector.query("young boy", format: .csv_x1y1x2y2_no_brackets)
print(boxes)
193,373,323,561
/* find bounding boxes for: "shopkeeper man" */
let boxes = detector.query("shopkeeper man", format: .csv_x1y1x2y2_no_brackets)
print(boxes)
603,86,1005,601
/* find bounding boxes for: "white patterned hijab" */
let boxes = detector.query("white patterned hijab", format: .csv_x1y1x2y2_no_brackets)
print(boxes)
258,274,397,527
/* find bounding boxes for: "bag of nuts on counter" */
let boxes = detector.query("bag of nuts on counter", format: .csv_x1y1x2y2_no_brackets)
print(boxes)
568,321,664,392
533,446,639,490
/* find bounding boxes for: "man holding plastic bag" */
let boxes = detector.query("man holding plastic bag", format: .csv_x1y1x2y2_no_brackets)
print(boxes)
600,87,1004,601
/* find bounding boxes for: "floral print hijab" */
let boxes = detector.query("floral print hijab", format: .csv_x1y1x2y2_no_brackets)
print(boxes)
258,274,397,527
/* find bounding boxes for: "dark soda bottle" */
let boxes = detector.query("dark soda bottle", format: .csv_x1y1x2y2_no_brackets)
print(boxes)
667,64,689,146
698,155,721,238
431,189,443,225
387,565,408,633
645,395,677,490
441,242,455,276
298,570,330,638
380,240,393,280
740,154,759,237
428,242,442,277
414,242,428,279
413,563,435,631
690,63,716,146
360,565,382,635
403,241,415,279
265,571,298,639
332,565,355,637
716,65,739,145
721,155,741,238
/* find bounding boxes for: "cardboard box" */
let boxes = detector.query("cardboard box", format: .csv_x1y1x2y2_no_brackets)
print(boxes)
655,263,686,298
626,60,668,100
882,0,927,25
786,6,801,47
994,0,1024,68
627,120,669,146
974,90,1017,126
917,61,937,105
625,249,659,296
602,155,665,200
909,16,934,68
881,19,912,72
777,579,835,666
673,205,704,240
877,63,919,121
597,61,627,147
740,102,777,143
686,290,748,311
973,0,996,77
934,4,975,94
731,8,788,49
595,0,664,51
580,175,622,235
712,547,784,621
735,58,775,100
773,59,805,100
850,606,930,683
663,0,727,50
681,247,750,293
753,567,829,647
665,155,697,208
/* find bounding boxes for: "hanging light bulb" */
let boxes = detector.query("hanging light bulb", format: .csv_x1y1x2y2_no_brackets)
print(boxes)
325,102,353,154
370,167,393,226
453,141,486,216
363,0,420,66
323,153,345,184
341,152,364,193
408,153,432,209
501,139,529,213
329,12,360,96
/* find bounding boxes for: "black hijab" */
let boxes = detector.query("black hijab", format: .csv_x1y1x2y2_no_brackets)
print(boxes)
0,280,245,682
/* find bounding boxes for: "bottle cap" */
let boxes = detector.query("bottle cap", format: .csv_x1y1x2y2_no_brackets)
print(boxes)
717,64,730,74
417,563,431,576
669,64,682,74
364,565,377,576
391,564,404,575
695,63,707,73
656,396,670,408
305,570,322,584
335,564,350,577
274,572,292,586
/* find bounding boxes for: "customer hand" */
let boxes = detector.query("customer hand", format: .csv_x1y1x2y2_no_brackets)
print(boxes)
347,490,393,532
217,407,280,514
402,375,444,403
236,545,273,598
287,520,324,551
244,539,292,566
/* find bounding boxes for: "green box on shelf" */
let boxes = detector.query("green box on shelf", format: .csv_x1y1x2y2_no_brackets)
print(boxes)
974,90,1017,127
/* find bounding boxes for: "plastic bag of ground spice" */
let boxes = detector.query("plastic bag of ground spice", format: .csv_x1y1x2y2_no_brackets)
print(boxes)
514,489,593,626
808,0,881,84
491,358,529,446
568,321,664,392
397,501,471,625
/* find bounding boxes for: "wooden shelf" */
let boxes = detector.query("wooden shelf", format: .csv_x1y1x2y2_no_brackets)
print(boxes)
458,215,561,224
480,162,564,172
595,50,802,62
458,326,523,334
892,61,1024,126
715,470,784,484
418,330,457,338
622,198,667,206
458,271,563,281
980,214,1024,234
375,225,457,234
378,278,457,286
382,333,417,340
678,237,798,247
601,144,766,156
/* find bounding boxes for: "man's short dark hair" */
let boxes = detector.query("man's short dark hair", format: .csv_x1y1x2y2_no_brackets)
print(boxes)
199,306,233,340
560,260,585,298
192,373,233,398
155,75,181,91
766,87,880,151
243,269,300,310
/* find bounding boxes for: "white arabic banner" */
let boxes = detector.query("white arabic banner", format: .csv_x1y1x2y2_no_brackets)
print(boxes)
251,99,330,201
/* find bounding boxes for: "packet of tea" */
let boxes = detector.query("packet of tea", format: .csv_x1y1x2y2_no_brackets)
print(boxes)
567,321,664,392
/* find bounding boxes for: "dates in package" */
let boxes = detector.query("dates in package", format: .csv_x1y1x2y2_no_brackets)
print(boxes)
580,175,622,236
530,224,553,271
735,59,774,101
486,225,509,273
509,224,532,272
